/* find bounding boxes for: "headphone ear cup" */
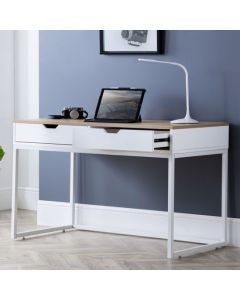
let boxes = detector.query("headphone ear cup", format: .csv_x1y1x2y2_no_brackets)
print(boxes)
69,109,79,119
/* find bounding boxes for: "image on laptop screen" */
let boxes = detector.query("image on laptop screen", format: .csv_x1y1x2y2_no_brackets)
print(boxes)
95,89,145,120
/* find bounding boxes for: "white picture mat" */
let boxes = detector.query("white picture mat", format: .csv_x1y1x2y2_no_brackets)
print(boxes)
103,30,158,52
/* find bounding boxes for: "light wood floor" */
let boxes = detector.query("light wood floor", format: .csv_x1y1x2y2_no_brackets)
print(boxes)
0,210,240,270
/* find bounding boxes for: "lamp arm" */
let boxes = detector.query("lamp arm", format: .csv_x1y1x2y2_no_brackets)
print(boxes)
138,58,191,118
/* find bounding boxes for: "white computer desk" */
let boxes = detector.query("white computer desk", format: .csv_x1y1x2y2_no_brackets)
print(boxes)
11,119,229,259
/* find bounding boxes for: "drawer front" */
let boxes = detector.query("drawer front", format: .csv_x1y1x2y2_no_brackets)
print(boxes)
73,127,169,152
15,124,73,145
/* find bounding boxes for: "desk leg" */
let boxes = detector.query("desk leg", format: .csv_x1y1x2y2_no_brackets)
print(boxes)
222,150,228,243
172,149,228,258
11,147,18,240
11,148,74,239
70,152,76,226
167,155,175,259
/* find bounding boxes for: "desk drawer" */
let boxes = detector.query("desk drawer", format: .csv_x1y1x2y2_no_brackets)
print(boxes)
73,127,169,152
15,124,73,145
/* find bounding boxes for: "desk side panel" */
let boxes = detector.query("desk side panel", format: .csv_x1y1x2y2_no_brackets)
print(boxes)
172,126,229,153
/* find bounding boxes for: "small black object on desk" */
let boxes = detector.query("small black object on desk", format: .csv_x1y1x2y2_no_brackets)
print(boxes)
48,115,64,119
48,107,89,120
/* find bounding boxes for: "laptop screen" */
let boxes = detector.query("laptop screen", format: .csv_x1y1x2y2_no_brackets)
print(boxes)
95,88,145,121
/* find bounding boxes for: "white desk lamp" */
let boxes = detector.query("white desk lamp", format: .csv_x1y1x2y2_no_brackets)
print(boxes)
138,58,199,124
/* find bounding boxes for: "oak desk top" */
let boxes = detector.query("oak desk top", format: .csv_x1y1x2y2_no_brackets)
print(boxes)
15,119,228,130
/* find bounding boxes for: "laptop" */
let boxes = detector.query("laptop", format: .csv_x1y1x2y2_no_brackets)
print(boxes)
85,88,145,123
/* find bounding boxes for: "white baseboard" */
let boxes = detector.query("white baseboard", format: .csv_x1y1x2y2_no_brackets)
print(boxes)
0,188,12,210
18,187,39,210
37,200,240,247
0,187,38,210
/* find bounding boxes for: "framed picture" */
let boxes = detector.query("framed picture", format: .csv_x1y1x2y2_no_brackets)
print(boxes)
100,30,165,54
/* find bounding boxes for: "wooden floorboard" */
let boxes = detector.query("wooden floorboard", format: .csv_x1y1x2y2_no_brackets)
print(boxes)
0,210,240,270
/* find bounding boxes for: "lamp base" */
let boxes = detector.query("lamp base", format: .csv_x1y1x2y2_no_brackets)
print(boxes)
171,115,199,124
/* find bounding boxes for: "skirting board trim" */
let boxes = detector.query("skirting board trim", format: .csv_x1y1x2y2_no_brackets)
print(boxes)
37,200,240,247
18,187,39,211
0,188,12,210
0,187,38,210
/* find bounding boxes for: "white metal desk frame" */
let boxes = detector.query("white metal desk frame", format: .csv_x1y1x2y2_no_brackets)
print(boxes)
11,122,228,259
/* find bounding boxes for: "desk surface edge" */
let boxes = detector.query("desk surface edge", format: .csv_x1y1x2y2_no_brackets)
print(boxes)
14,119,228,130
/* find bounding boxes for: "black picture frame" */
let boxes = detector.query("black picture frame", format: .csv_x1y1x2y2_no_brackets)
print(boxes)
99,30,165,55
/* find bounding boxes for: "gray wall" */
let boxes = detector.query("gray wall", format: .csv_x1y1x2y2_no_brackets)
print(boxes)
39,30,240,218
